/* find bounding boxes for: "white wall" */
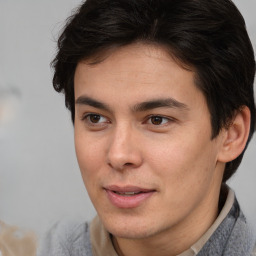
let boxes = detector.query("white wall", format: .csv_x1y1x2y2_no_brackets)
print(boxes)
0,0,255,237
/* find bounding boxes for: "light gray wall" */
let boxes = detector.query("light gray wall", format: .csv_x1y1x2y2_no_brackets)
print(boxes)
0,0,255,237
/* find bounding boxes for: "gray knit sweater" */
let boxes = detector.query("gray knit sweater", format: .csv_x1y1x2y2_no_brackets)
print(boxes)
38,199,256,256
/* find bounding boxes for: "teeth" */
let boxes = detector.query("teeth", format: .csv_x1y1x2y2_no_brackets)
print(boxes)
115,191,140,195
124,192,137,195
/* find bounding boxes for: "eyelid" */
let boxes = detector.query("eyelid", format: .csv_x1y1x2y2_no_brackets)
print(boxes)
144,115,175,126
81,112,110,125
80,112,175,128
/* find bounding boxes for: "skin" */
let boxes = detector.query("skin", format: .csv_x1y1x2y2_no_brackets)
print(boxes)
73,43,239,256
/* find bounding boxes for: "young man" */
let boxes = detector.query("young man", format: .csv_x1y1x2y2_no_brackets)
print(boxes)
39,0,256,255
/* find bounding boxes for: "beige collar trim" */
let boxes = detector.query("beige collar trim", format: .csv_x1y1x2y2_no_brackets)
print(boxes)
90,215,118,256
178,188,235,256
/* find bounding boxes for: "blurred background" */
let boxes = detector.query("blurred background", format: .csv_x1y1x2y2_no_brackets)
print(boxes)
0,0,255,238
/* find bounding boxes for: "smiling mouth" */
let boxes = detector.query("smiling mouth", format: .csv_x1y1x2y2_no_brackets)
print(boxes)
105,185,156,208
106,185,155,195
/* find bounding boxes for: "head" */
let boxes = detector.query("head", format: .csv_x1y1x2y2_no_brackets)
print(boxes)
52,0,255,183
52,0,255,251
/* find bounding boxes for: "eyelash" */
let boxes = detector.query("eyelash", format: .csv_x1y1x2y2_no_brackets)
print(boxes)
81,113,109,126
81,113,175,128
145,115,172,126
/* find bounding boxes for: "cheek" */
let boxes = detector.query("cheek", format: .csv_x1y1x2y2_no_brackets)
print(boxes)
146,141,218,216
74,130,104,184
144,136,192,171
75,144,103,202
145,134,217,186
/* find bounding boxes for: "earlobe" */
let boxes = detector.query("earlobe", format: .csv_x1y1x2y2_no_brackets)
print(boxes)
218,106,251,163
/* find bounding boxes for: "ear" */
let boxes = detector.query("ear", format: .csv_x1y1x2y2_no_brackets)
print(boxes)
217,106,251,163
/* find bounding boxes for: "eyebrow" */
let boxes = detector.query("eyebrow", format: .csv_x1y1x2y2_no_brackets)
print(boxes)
75,96,189,112
75,96,111,111
132,98,189,112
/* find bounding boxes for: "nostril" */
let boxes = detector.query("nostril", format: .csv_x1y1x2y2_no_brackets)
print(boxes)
124,162,133,166
108,161,134,171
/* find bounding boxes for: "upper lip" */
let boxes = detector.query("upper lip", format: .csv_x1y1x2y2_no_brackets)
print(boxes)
104,185,155,193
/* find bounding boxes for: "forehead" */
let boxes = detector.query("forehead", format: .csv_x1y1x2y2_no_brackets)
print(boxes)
74,43,206,111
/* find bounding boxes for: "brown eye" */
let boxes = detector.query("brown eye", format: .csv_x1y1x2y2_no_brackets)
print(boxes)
89,114,101,123
150,116,163,125
82,113,109,129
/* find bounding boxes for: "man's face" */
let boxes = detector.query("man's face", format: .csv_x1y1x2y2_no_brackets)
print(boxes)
74,43,225,241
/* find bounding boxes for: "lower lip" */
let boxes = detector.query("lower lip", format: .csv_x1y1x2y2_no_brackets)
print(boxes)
105,190,155,209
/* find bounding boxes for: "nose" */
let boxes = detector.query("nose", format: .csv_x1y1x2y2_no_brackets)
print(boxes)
107,124,143,171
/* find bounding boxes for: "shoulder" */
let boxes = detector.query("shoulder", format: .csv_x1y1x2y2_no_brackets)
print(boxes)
37,219,92,256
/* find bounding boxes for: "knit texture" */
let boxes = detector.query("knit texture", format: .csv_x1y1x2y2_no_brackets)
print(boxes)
197,199,255,256
37,220,92,256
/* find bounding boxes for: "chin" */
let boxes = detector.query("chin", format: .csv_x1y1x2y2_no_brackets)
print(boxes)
110,226,154,240
101,214,162,240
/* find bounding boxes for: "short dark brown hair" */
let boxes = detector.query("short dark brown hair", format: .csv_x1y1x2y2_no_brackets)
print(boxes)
52,0,256,182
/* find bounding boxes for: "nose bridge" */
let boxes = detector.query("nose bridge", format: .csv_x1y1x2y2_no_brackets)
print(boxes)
107,121,142,170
